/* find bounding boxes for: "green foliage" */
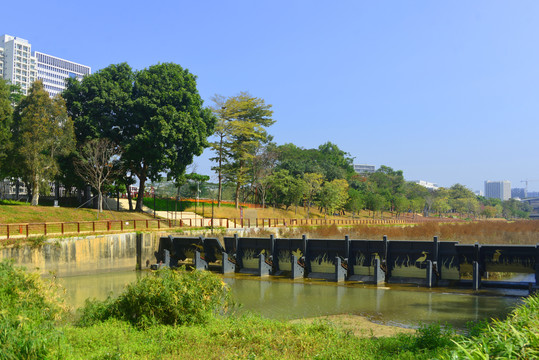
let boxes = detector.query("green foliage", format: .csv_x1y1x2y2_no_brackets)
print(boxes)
78,267,232,328
64,62,216,212
276,142,354,181
0,260,67,359
318,178,350,215
413,322,455,350
0,78,12,177
10,81,75,205
446,294,539,359
62,314,450,360
211,92,274,208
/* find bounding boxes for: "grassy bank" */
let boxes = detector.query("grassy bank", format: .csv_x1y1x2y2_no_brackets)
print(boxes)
0,200,153,224
2,260,537,360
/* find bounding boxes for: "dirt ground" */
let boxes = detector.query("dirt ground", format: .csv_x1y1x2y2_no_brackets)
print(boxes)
290,314,416,338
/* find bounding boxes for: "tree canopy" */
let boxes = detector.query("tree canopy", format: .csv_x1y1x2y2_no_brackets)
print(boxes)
64,62,215,211
11,81,75,205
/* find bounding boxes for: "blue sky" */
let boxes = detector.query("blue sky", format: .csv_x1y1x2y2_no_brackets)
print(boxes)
4,1,539,192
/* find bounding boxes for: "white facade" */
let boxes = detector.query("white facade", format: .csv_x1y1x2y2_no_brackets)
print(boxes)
35,52,91,97
353,164,375,174
0,35,37,95
412,180,439,191
484,180,511,201
0,34,90,97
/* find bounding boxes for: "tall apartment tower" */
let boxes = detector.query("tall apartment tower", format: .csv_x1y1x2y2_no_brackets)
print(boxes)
0,34,90,97
0,35,37,95
484,180,511,201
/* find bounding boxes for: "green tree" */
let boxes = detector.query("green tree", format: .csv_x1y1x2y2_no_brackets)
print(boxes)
393,195,409,218
266,169,296,209
303,172,324,217
0,79,12,178
213,93,274,208
11,81,75,205
346,188,365,215
64,63,215,211
209,94,233,207
318,179,349,216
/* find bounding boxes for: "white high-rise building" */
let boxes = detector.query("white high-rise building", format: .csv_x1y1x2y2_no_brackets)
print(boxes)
0,35,37,95
35,52,90,97
484,180,511,201
0,34,90,97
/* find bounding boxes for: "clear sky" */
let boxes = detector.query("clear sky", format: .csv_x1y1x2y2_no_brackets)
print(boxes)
4,1,539,192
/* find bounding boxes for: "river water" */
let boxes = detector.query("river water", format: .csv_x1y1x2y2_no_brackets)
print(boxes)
59,270,524,329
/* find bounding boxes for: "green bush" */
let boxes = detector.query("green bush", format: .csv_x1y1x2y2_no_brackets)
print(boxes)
413,322,455,350
78,267,232,328
447,294,539,359
0,260,67,359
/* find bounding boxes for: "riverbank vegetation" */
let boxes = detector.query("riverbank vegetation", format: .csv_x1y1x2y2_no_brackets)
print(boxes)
1,260,537,359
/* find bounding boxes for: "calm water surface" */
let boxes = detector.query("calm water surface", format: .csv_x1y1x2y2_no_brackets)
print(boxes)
59,270,523,328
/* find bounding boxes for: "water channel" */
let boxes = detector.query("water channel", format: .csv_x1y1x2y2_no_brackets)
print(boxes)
59,270,525,329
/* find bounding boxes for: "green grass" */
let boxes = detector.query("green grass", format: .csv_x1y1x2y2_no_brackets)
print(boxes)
445,294,539,359
2,260,538,359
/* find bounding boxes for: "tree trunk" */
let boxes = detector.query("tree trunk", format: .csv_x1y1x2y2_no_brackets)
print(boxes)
235,181,240,209
98,190,103,212
217,138,223,207
136,178,146,212
31,176,39,206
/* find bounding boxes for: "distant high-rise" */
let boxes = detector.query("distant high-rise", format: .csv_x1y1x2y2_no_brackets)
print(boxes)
485,180,511,201
0,34,90,97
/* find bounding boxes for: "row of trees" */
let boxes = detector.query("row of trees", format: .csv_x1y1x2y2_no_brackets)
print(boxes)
0,63,216,211
0,63,532,219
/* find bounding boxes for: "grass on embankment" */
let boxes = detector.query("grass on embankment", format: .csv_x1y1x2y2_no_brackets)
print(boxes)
0,200,153,224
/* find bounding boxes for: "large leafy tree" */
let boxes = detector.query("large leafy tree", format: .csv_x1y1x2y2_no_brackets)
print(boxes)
11,81,75,205
0,79,12,178
211,92,274,208
64,62,215,211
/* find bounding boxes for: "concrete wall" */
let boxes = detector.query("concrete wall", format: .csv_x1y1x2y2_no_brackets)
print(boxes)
0,228,278,277
0,232,164,277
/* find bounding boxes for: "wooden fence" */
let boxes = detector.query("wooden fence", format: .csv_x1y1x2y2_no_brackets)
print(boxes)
0,216,462,240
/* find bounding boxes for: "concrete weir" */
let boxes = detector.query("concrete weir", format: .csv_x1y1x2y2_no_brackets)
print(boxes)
0,232,163,276
158,234,539,291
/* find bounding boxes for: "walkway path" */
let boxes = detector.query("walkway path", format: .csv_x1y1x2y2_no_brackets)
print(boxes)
105,198,218,226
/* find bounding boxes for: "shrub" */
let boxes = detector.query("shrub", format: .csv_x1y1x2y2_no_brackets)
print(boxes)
0,260,67,359
78,267,232,328
447,294,539,359
413,322,455,350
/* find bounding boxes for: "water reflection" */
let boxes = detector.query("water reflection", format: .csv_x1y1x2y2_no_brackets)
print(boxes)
59,271,523,328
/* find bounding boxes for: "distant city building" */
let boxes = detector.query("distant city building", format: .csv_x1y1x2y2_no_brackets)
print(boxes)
412,180,439,191
0,34,90,97
527,191,539,198
511,188,527,199
353,164,375,174
474,190,483,197
484,180,511,201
